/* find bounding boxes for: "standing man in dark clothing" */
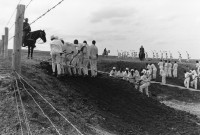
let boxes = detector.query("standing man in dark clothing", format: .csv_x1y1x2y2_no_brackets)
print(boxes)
140,45,144,53
22,18,31,47
139,45,145,61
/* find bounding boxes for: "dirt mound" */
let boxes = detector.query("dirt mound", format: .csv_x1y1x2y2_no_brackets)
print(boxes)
35,59,200,134
5,50,200,135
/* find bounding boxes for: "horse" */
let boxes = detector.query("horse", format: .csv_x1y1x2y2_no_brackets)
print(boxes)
23,30,47,59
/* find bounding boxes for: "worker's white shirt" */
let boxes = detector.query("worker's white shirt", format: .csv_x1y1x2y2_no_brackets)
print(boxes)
82,44,90,59
185,72,190,79
147,64,151,70
192,73,198,80
158,62,164,68
164,63,168,68
168,63,172,69
128,72,134,79
191,70,197,79
50,39,63,55
160,70,166,77
117,71,123,78
90,44,98,60
151,64,157,70
134,70,140,81
110,70,117,76
173,63,178,70
196,63,200,68
123,71,130,79
140,74,148,85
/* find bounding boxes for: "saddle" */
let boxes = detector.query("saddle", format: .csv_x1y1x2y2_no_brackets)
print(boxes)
26,33,34,41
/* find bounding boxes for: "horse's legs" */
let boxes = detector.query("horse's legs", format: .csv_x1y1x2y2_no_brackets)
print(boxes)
31,46,34,58
28,46,30,58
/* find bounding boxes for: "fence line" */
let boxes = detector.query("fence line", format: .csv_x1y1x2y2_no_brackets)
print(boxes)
15,71,85,135
13,79,24,135
15,78,32,135
16,72,62,135
8,0,65,42
6,0,23,26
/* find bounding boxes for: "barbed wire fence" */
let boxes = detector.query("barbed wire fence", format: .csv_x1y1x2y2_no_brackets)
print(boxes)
8,0,65,42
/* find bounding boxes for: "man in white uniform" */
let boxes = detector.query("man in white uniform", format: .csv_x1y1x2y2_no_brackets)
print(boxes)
184,70,191,88
139,70,150,97
160,69,166,85
82,41,90,76
110,67,118,77
151,63,157,79
123,68,130,81
164,60,168,77
128,69,135,83
117,68,123,78
168,61,172,77
173,61,178,78
190,69,198,89
89,40,98,77
50,35,64,77
158,60,164,76
196,61,200,76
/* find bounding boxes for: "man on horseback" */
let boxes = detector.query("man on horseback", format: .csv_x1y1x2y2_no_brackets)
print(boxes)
22,18,31,47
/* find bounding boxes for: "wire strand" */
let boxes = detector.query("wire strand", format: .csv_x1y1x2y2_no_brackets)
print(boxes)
6,0,23,26
13,79,24,135
15,78,32,135
16,72,62,135
25,0,34,9
8,0,65,42
15,71,84,135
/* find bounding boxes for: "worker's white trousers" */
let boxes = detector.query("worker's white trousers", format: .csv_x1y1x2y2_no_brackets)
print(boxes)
139,83,149,97
159,66,163,76
51,53,61,75
162,76,166,84
191,79,197,89
173,69,177,78
90,59,97,77
83,58,89,75
152,69,157,79
66,61,72,75
184,78,190,88
71,57,79,75
164,67,168,76
168,68,172,77
77,57,83,75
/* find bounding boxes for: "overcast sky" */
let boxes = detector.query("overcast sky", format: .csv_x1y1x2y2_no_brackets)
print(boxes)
0,0,200,59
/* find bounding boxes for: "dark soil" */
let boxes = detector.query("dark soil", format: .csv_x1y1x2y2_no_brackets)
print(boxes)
1,50,200,135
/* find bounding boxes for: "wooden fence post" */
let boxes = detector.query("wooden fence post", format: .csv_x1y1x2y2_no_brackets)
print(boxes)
0,40,2,56
4,27,9,58
12,4,25,73
2,35,5,57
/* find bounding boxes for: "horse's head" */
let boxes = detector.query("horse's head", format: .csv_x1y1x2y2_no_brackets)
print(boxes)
39,30,47,43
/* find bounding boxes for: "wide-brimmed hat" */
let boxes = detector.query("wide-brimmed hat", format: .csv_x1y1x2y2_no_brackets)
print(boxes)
50,35,55,40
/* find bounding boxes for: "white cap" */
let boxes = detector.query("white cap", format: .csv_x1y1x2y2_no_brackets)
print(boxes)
126,68,129,70
50,35,55,40
113,67,116,70
131,69,134,71
141,69,146,74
